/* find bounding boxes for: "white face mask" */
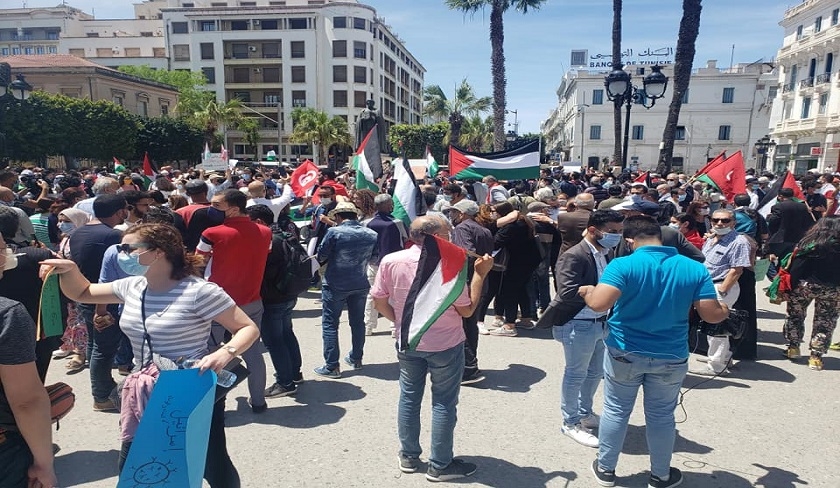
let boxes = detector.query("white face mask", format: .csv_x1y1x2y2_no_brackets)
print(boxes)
699,208,710,216
713,227,733,236
669,223,681,230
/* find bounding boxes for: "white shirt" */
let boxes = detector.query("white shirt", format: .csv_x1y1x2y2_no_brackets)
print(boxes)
246,184,294,222
574,238,609,320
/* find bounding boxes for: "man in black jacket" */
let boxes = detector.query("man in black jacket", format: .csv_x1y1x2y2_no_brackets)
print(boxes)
766,187,815,258
549,210,624,449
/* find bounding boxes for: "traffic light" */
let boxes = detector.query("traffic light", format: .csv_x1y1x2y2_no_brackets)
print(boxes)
0,62,10,87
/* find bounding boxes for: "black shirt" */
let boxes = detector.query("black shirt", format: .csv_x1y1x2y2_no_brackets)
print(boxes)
0,245,53,320
68,223,122,283
0,297,37,431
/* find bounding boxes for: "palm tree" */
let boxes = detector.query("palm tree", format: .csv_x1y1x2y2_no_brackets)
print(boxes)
289,107,353,167
446,0,547,151
657,0,702,175
191,98,243,148
459,115,495,152
423,79,491,148
612,0,623,166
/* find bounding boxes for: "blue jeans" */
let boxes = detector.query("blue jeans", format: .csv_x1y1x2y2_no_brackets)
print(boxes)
397,344,464,470
262,299,302,387
553,319,606,426
80,303,121,402
597,346,688,478
321,285,368,369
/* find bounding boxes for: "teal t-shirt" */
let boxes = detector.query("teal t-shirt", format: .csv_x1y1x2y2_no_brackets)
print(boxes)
599,245,717,359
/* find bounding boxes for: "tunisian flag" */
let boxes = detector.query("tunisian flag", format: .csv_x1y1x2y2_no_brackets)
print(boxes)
696,151,747,202
289,159,319,197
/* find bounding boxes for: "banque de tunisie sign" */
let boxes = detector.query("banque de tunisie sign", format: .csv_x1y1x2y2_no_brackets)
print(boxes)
571,48,674,69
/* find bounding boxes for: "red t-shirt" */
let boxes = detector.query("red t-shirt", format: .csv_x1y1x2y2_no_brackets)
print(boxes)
196,216,271,305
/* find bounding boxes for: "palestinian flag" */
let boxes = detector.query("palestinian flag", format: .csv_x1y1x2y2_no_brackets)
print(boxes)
399,235,468,351
758,170,806,217
696,151,747,202
632,171,650,186
693,152,727,177
425,145,439,178
352,125,383,191
142,152,157,190
449,140,539,180
392,156,426,228
113,157,126,174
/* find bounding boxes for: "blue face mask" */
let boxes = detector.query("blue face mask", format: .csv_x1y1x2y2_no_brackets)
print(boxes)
58,222,75,234
678,194,687,202
207,207,227,224
117,251,150,276
597,232,622,249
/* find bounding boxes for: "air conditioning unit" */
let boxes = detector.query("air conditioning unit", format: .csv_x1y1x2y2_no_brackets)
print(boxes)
248,45,257,52
253,68,261,73
253,20,261,26
112,46,121,53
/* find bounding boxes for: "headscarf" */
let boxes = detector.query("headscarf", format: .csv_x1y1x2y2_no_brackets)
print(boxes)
59,208,91,230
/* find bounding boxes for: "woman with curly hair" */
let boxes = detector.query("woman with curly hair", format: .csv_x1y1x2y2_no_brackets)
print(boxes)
686,200,711,235
670,212,705,249
782,216,840,370
42,223,260,485
352,189,378,224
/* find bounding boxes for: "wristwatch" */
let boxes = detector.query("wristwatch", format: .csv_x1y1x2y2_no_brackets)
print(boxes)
222,345,237,356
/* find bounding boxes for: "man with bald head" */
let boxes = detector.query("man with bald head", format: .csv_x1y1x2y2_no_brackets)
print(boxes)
557,193,596,253
246,178,294,222
371,215,493,481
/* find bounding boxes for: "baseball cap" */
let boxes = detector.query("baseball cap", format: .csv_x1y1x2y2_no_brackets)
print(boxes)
527,201,550,212
450,199,479,216
185,179,208,195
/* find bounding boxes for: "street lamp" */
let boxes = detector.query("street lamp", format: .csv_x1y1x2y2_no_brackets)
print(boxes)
604,64,668,169
505,109,519,136
754,135,776,172
0,63,34,162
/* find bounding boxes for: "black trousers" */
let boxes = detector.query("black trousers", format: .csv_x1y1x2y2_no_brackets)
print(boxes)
119,398,240,487
0,431,32,488
462,312,479,377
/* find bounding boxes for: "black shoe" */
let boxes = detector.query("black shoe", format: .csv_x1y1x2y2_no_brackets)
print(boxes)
461,370,485,386
398,454,421,474
343,355,362,370
649,467,683,488
426,459,476,482
265,383,297,398
591,459,616,487
293,371,304,384
250,402,268,414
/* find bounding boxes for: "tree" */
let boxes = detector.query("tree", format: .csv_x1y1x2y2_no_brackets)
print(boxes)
388,122,449,161
237,117,261,159
446,0,547,151
135,116,204,164
657,0,702,175
289,107,353,167
459,115,494,152
423,79,491,148
117,65,214,117
612,0,623,166
191,98,243,148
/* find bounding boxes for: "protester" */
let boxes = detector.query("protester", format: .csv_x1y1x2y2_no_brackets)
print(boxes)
557,193,596,252
363,194,405,336
767,188,815,259
670,213,705,249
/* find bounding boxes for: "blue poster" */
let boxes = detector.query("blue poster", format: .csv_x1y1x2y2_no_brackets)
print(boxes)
118,369,217,488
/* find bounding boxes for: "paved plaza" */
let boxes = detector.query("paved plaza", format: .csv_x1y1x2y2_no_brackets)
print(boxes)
49,289,834,487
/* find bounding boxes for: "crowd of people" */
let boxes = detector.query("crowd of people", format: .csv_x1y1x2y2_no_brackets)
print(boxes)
0,161,837,487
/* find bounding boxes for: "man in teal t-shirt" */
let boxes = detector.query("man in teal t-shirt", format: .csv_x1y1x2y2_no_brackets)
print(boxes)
579,215,729,488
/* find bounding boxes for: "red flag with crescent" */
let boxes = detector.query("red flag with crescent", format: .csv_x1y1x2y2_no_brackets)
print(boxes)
290,159,320,197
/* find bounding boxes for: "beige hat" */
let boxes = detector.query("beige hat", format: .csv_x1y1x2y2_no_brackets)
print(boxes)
328,201,361,219
450,199,479,216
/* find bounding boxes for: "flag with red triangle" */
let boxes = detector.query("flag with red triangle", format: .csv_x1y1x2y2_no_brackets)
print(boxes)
694,152,727,177
696,151,747,202
113,157,126,174
633,171,650,186
758,170,806,217
142,152,157,190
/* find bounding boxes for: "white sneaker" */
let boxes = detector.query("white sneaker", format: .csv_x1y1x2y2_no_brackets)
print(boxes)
491,317,505,328
477,322,491,335
561,423,599,448
580,413,600,430
52,349,72,359
365,327,374,336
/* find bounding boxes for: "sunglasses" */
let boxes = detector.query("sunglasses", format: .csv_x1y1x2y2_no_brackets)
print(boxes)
117,243,149,254
711,218,732,224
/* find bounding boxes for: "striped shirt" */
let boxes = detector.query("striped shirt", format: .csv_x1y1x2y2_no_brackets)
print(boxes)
110,276,235,364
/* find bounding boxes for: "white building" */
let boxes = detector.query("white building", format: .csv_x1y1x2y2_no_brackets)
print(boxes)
769,0,840,174
0,3,168,69
161,0,425,163
542,59,776,174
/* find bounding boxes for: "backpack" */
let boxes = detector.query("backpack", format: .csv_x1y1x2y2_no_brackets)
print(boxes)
274,232,313,296
734,209,758,239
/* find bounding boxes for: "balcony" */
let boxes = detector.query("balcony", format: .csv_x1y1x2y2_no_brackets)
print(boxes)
800,77,814,88
782,81,796,93
817,72,832,84
774,117,829,137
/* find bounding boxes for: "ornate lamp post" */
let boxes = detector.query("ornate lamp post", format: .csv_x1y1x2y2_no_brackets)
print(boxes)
754,135,776,172
0,63,34,162
604,64,668,169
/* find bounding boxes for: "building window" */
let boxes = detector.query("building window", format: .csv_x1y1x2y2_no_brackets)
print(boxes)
802,96,812,118
675,126,686,140
334,16,346,28
47,31,59,40
768,85,778,99
632,125,644,140
819,93,828,114
333,65,347,82
202,67,216,84
354,66,366,84
1,48,8,56
592,89,603,105
11,47,20,55
48,46,57,54
815,16,823,33
172,22,188,33
201,21,216,31
161,105,169,116
722,87,734,103
833,9,839,26
182,2,194,6
292,90,306,107
332,40,346,58
35,46,45,55
138,99,149,117
233,68,249,83
173,44,190,61
353,17,366,29
290,41,305,58
153,47,165,57
589,125,601,140
262,42,280,58
200,43,214,60
261,19,278,30
353,41,366,59
289,18,307,29
333,90,348,107
231,20,248,31
291,66,306,83
263,67,280,83
354,90,367,108
718,125,731,140
113,94,124,106
796,25,803,40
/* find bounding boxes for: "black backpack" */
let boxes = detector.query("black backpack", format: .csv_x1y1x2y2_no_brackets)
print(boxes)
274,232,313,297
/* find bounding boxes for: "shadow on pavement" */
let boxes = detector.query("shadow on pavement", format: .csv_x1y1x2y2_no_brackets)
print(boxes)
682,374,750,390
756,309,786,320
458,455,577,487
513,328,554,340
729,360,796,382
292,307,324,320
55,449,119,486
355,361,399,381
472,363,546,393
622,469,754,488
753,463,809,487
620,427,712,456
226,393,350,428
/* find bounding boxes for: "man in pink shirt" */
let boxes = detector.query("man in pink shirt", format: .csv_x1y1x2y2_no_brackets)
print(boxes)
371,215,492,482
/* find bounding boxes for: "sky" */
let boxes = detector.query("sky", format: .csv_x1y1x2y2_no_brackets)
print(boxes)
23,0,791,134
